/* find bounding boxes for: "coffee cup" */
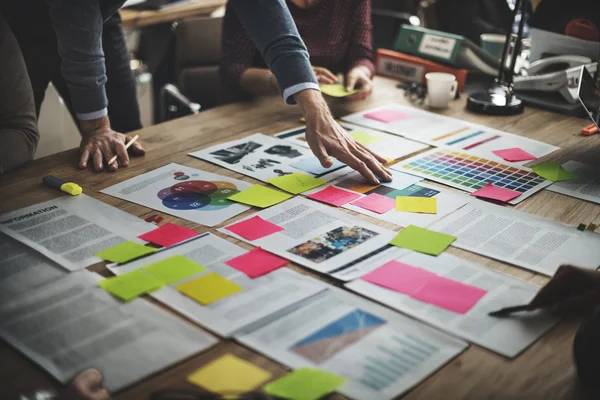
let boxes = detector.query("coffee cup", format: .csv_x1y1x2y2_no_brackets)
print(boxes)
425,72,457,109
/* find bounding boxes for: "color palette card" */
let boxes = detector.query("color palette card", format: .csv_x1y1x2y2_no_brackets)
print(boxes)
394,148,550,204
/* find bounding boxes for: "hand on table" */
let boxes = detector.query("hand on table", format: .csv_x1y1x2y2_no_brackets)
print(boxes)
345,65,373,101
60,369,110,400
79,116,145,172
527,265,600,314
295,89,391,185
312,66,337,85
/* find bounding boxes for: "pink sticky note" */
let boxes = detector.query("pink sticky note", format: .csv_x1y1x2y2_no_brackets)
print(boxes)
364,110,411,123
225,247,289,278
351,193,395,214
492,147,536,162
362,261,436,296
225,216,284,241
413,277,487,314
471,183,521,202
138,223,198,247
307,186,361,207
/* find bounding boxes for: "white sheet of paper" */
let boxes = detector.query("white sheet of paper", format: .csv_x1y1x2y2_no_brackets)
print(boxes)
429,201,600,276
342,103,559,163
236,285,467,400
109,232,326,337
189,133,349,183
100,163,252,227
0,195,154,271
0,270,216,391
545,161,600,204
346,250,559,358
275,122,429,161
219,197,397,276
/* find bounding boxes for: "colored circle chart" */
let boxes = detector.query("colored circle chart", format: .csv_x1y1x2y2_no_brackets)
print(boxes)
157,180,240,211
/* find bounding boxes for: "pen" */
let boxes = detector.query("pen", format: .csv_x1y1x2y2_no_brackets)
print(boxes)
108,134,139,165
488,304,529,317
42,175,82,196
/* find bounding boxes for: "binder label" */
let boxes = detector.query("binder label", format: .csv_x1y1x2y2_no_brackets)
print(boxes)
419,34,456,60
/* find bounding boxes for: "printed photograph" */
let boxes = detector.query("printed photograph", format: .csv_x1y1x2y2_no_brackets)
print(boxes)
210,141,262,164
264,144,303,159
287,226,379,263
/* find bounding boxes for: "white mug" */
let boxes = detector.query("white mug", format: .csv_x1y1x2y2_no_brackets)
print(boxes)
425,72,458,109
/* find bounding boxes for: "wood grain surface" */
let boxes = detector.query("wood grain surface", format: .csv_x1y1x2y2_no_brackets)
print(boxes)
1,77,598,400
119,0,225,28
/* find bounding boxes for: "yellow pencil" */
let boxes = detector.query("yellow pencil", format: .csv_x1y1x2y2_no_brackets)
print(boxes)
108,134,139,165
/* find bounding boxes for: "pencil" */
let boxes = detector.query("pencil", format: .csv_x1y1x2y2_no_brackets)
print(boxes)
108,134,139,165
488,304,529,317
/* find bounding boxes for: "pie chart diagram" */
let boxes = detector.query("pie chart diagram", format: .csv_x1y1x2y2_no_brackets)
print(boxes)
157,180,240,211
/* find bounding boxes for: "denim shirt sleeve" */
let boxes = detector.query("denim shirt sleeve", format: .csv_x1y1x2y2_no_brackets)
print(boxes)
228,0,320,104
45,0,109,119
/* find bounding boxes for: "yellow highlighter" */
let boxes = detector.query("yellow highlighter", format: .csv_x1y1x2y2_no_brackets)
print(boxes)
42,175,82,196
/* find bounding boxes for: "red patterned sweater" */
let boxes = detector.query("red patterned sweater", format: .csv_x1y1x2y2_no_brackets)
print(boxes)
220,0,375,102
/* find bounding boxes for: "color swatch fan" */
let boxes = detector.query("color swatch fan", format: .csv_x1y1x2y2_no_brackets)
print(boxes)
393,148,551,204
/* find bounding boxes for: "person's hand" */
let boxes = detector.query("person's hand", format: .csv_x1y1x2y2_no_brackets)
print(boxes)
295,89,392,184
527,265,600,313
60,369,110,400
312,66,337,85
79,116,145,172
345,65,373,101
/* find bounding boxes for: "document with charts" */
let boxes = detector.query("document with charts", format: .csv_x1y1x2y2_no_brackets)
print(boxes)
109,233,325,337
0,195,154,271
428,201,600,276
219,197,397,276
546,161,600,204
275,122,429,162
189,133,349,183
235,285,467,400
101,163,252,227
0,270,216,391
346,250,559,358
342,103,558,163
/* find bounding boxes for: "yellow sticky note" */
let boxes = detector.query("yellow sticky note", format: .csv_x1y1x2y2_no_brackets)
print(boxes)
267,172,327,194
390,225,456,256
142,255,206,285
396,196,437,214
95,241,156,263
350,131,382,146
98,270,163,301
264,368,346,400
227,184,292,208
176,272,243,305
187,354,272,395
320,83,359,97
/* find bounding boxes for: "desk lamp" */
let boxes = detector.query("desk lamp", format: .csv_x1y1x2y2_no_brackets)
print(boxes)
467,0,528,115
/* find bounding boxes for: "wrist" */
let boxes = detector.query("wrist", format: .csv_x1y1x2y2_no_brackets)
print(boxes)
295,89,329,117
79,116,110,137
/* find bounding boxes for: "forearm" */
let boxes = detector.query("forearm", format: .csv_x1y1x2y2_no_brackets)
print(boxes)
0,128,39,174
239,68,280,97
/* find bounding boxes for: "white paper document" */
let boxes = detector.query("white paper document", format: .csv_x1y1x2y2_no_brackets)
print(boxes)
429,201,600,275
109,233,325,336
275,122,429,162
100,163,252,227
342,103,559,162
189,133,349,183
0,233,66,302
219,197,397,275
0,195,154,271
546,161,600,204
236,286,467,400
0,270,216,391
346,251,559,358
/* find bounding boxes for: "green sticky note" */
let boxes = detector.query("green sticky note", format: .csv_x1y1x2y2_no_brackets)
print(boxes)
320,83,359,97
389,225,456,256
350,131,382,146
98,270,163,301
227,184,292,208
142,255,207,285
267,173,327,194
95,241,157,263
531,162,577,182
264,368,346,400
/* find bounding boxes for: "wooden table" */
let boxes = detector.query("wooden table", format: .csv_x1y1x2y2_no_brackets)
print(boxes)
119,0,226,28
1,77,599,400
